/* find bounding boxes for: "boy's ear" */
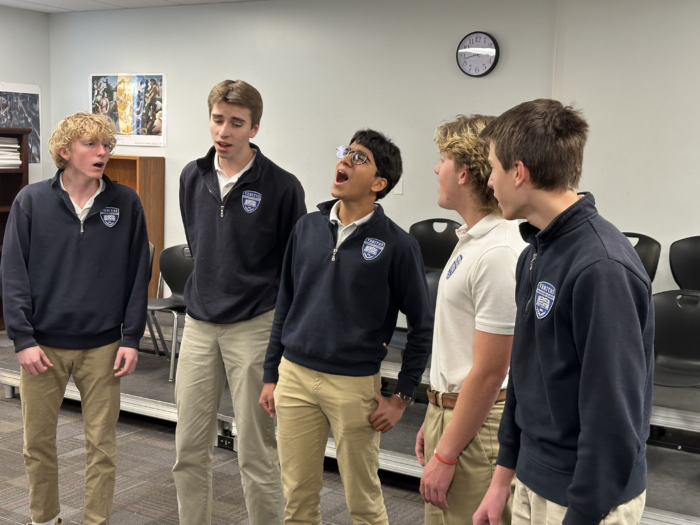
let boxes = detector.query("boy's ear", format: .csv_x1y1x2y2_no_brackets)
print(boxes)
249,123,260,139
371,176,388,196
457,164,469,186
513,160,530,188
58,145,71,163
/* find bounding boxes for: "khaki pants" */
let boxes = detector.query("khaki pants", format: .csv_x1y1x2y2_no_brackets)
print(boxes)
512,478,646,525
20,341,121,525
423,399,511,525
274,357,388,525
172,311,284,525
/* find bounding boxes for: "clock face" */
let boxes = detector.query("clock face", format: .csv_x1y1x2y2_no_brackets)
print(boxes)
456,32,499,77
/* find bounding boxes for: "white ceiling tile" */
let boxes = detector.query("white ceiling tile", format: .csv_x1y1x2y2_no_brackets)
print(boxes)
19,0,117,9
92,0,176,7
0,0,70,11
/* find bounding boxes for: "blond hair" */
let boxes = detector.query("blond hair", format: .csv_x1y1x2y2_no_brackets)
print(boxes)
49,112,116,169
207,80,263,126
435,114,499,214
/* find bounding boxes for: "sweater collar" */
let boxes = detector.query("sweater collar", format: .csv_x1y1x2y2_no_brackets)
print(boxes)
519,192,598,245
318,199,385,224
197,142,264,181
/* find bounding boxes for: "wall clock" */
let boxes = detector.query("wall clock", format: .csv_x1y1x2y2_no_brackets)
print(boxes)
456,32,500,77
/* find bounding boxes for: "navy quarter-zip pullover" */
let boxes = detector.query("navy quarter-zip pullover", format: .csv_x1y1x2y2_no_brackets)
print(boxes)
1,172,150,352
497,194,653,525
263,200,434,398
179,144,306,324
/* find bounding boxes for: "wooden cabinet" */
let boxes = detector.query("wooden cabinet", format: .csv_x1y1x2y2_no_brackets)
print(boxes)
0,127,31,330
106,155,165,298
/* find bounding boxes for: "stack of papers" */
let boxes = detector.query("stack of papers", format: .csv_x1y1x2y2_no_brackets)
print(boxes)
0,137,21,168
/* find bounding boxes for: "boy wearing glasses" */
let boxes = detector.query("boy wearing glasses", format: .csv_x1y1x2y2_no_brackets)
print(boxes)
173,80,306,525
259,130,434,524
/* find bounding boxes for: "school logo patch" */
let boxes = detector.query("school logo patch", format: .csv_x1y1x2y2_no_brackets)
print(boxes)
534,282,556,319
446,255,463,279
100,207,119,227
362,238,386,261
242,191,262,213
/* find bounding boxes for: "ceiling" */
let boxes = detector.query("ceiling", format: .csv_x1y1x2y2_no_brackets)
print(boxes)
0,0,264,13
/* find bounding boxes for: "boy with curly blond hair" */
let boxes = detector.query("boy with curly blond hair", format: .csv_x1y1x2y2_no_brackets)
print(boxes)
0,112,150,525
415,115,527,524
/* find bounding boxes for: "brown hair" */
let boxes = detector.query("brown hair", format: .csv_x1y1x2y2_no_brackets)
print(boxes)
480,99,589,190
435,114,499,214
207,80,263,127
48,112,116,169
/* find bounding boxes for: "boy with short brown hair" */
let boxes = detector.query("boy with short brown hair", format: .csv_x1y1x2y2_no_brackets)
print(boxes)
474,99,652,525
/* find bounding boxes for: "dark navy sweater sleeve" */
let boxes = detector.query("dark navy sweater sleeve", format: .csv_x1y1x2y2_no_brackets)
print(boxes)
1,199,36,352
179,169,193,252
120,203,150,349
496,248,529,470
263,224,297,383
392,241,433,397
563,260,652,525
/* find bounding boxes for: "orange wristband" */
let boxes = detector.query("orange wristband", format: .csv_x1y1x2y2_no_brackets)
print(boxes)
433,449,458,465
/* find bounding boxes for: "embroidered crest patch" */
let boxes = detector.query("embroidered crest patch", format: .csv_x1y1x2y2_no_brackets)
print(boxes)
534,281,556,319
362,238,386,261
242,191,262,213
446,255,463,279
100,207,119,227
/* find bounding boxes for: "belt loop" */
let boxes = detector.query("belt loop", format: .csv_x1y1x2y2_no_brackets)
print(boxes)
437,391,444,409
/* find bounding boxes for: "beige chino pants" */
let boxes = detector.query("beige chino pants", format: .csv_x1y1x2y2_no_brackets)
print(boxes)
423,399,511,525
274,357,388,525
512,478,646,525
172,311,284,525
20,341,121,525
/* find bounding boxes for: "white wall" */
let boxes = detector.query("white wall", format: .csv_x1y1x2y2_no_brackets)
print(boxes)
0,5,52,183
552,0,700,292
48,0,556,250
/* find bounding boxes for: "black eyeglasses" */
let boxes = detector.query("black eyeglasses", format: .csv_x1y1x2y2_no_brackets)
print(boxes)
336,145,374,166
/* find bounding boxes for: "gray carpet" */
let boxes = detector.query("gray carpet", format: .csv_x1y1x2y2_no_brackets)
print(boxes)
0,396,425,525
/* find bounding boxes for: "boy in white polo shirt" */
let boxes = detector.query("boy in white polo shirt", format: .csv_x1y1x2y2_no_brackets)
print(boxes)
415,115,527,524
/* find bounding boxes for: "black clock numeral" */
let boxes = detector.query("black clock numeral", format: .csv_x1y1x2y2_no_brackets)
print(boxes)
476,35,481,42
475,68,480,73
469,38,474,44
468,65,472,72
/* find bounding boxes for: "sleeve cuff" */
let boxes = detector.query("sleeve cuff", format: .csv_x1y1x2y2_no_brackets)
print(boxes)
121,334,141,350
263,367,279,384
562,504,603,525
13,332,37,353
474,321,515,336
395,377,418,399
496,441,520,469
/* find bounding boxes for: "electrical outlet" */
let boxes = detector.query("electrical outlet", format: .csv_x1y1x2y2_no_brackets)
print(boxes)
217,435,234,451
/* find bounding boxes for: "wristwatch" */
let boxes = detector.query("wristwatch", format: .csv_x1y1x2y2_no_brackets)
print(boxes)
393,391,414,406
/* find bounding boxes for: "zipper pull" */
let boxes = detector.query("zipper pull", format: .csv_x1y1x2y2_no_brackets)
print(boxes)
220,205,225,218
529,252,538,271
80,220,84,234
331,248,337,262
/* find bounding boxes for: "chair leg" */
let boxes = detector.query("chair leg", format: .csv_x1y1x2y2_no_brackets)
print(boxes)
153,313,170,359
146,313,160,356
169,311,179,382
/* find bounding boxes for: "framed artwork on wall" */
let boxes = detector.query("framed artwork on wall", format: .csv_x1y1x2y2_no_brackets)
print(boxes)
90,73,166,147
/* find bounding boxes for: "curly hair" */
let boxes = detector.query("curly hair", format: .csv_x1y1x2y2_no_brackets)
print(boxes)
435,114,498,214
49,112,117,169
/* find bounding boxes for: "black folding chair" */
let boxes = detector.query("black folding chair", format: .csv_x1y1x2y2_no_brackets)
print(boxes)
670,236,700,290
653,290,700,387
147,244,194,381
388,270,441,353
623,232,661,282
409,219,461,272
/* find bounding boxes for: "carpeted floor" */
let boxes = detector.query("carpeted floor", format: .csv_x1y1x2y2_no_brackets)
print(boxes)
0,395,425,525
